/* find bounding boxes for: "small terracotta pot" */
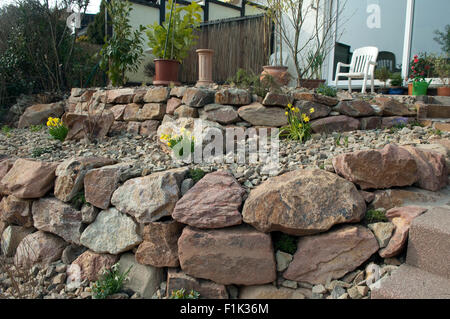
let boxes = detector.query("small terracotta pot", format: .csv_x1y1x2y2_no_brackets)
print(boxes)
408,82,413,95
153,59,181,86
437,86,450,96
298,79,326,89
260,65,290,86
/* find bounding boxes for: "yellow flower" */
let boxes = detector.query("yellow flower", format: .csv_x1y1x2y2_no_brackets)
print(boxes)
310,108,315,113
285,111,288,116
287,103,292,109
298,123,303,128
180,127,186,134
167,141,172,147
304,116,310,123
295,107,300,113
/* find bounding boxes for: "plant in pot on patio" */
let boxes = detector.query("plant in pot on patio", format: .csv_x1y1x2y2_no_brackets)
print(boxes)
388,73,404,95
146,0,202,86
408,54,432,96
374,67,391,94
433,55,450,96
298,51,326,89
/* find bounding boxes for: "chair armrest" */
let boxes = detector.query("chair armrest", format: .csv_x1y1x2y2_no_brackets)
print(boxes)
337,62,351,67
369,61,377,66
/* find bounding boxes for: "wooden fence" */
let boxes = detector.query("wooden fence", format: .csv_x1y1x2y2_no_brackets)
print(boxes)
179,14,272,84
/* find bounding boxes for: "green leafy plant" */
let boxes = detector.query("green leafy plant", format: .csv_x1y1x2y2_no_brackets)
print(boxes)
306,51,325,80
169,288,200,299
433,55,450,87
433,24,450,56
316,84,337,97
433,128,443,136
92,263,132,299
335,133,341,146
279,103,314,143
71,191,87,210
46,117,68,142
389,73,403,87
409,53,433,83
364,209,388,224
375,67,392,88
146,0,202,62
273,232,297,255
1,125,11,135
99,0,145,86
188,168,206,184
31,147,53,158
226,68,280,98
160,127,195,159
29,124,44,132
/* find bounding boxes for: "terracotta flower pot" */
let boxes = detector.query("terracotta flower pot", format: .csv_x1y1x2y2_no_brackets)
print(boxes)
298,79,326,89
260,65,290,86
437,86,450,96
408,82,413,95
153,59,181,86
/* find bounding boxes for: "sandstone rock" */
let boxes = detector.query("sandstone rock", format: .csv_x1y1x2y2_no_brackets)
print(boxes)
32,198,83,244
332,144,418,190
276,251,293,272
1,225,34,257
84,162,136,209
139,103,166,120
123,103,140,121
242,169,365,236
334,100,376,117
200,104,239,124
135,220,184,267
215,88,251,106
359,190,375,203
167,268,229,299
379,206,427,258
283,225,379,284
80,204,98,224
0,159,58,199
108,121,128,135
54,157,116,202
67,250,117,282
375,97,416,116
18,102,64,128
180,178,194,195
360,117,382,130
0,195,33,227
0,220,7,239
237,102,288,127
80,208,142,254
63,112,115,141
0,158,16,185
143,87,170,103
118,253,164,299
381,116,415,129
178,225,276,285
111,168,187,223
61,245,87,265
110,104,127,120
172,171,245,229
106,88,135,104
239,285,305,299
132,88,147,103
174,105,198,118
14,231,67,268
401,146,447,191
310,115,360,134
368,222,395,248
370,187,447,210
293,91,339,106
127,121,140,134
170,86,187,98
294,100,331,120
166,97,182,115
262,92,293,106
182,88,215,107
139,120,159,136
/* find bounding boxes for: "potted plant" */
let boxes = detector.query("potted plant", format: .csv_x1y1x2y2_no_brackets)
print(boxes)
146,0,202,85
434,55,450,96
260,0,290,86
388,73,404,95
374,67,392,94
408,54,432,96
298,51,326,89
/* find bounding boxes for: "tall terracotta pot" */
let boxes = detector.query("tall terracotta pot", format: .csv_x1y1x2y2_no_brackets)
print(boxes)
153,59,181,86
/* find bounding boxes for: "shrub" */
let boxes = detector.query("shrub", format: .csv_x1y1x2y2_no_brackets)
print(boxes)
1,125,11,135
92,263,132,299
364,209,388,224
279,103,314,143
168,288,200,299
46,117,68,142
31,147,53,158
389,73,403,87
226,68,280,98
375,67,392,88
316,84,337,97
188,168,206,184
272,232,297,255
29,124,44,132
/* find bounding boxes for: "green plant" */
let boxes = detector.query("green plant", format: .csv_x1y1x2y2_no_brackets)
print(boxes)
71,191,87,210
29,124,44,132
409,54,433,83
389,73,403,87
409,120,424,128
1,125,11,135
433,129,443,136
343,135,349,148
433,55,450,87
99,0,145,86
306,51,325,80
279,103,314,143
375,67,392,88
316,84,337,97
272,232,297,255
146,0,202,63
188,168,206,184
364,209,388,224
226,68,280,98
169,288,200,299
335,133,341,146
31,147,53,158
92,263,132,299
434,24,450,56
160,127,195,158
46,117,68,142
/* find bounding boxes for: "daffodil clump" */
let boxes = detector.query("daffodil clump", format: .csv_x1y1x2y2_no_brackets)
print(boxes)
160,127,195,158
46,117,68,142
280,103,314,143
92,263,132,299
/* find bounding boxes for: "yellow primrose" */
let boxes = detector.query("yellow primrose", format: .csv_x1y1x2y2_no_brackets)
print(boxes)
304,116,310,123
310,108,315,113
287,103,292,108
167,141,172,147
294,107,300,113
285,111,288,116
298,123,303,128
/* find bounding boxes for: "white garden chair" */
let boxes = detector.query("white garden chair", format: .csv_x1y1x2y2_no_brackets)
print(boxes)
335,46,379,94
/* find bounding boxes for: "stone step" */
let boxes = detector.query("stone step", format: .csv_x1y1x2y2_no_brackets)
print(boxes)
406,207,450,278
418,104,450,119
370,264,450,299
431,96,450,105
